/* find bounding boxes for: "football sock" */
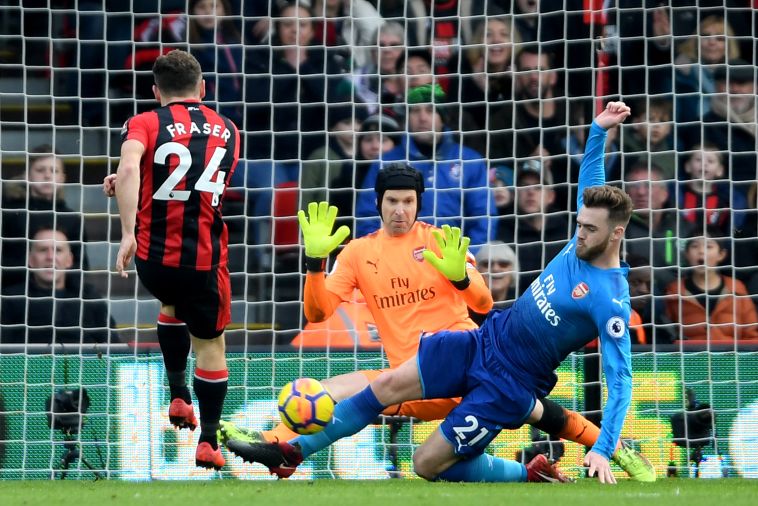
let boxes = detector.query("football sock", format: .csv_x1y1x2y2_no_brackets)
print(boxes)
194,368,229,450
157,313,192,403
293,386,384,459
556,407,601,448
437,454,527,483
263,423,299,443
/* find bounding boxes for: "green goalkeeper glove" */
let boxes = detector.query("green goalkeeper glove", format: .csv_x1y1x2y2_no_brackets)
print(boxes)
297,201,351,260
422,225,471,287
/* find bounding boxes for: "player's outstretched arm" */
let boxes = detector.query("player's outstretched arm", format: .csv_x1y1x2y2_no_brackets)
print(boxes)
577,101,631,210
594,101,631,130
299,201,350,322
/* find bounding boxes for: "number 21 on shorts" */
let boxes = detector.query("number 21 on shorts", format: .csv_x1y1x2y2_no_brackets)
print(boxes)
452,415,490,451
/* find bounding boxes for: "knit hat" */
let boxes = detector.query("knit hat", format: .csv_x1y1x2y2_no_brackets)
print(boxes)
407,83,446,105
516,159,553,186
407,83,448,124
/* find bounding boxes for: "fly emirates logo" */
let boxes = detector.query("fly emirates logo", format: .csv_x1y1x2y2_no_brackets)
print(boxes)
373,276,437,309
530,274,561,327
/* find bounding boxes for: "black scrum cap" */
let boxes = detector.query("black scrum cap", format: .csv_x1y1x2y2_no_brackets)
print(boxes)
375,163,425,196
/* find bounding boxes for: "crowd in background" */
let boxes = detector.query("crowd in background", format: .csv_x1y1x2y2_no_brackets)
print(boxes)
1,0,757,346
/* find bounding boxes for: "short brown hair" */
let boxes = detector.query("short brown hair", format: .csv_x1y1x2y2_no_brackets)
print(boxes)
583,185,633,226
152,50,202,96
28,144,61,168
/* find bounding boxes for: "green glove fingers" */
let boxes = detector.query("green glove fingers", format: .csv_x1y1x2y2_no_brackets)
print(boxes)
422,224,469,282
297,201,351,258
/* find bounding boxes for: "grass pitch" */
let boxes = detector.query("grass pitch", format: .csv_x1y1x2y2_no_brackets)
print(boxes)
2,479,757,506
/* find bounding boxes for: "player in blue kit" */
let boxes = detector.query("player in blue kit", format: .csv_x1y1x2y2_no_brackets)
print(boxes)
228,102,638,484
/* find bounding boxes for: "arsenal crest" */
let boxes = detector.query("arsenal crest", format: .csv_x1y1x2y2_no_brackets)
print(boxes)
413,246,426,262
572,282,590,299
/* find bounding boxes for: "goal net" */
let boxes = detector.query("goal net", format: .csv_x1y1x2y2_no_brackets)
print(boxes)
0,0,756,480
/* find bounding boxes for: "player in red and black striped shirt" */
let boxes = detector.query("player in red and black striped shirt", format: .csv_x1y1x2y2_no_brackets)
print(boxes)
108,50,239,470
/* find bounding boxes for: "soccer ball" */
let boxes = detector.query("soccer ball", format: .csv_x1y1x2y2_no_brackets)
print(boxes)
277,378,335,435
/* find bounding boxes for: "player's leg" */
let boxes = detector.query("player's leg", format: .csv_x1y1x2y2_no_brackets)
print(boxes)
225,357,421,477
134,260,196,430
292,356,422,458
190,332,227,469
415,427,526,482
156,304,196,428
182,265,231,470
415,398,568,483
222,369,452,445
392,397,461,420
252,370,374,443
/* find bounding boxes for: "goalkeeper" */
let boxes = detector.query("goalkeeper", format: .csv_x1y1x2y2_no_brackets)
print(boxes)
221,162,654,482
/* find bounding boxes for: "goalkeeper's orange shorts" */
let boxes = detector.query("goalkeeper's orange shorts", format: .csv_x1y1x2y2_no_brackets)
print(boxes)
360,369,461,421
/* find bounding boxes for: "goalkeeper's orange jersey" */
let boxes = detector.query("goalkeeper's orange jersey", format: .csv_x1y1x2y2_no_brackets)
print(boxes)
303,221,493,368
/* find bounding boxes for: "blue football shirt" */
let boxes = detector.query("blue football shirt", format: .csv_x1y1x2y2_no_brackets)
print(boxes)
482,122,633,459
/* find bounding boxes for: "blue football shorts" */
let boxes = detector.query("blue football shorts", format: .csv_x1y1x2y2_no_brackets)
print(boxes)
416,328,536,458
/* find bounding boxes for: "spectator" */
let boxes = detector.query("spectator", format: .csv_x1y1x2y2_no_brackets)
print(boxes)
496,159,571,294
1,145,88,289
452,15,518,160
352,21,406,112
622,161,693,291
188,0,244,127
734,182,758,290
615,3,676,96
0,226,114,345
389,46,435,116
474,241,518,306
622,97,675,180
701,61,756,191
125,10,187,102
301,104,365,210
512,44,570,205
355,113,401,164
329,112,402,233
665,232,758,342
625,253,676,346
678,143,747,236
489,163,514,216
402,0,461,93
355,84,491,247
244,1,348,161
674,14,740,124
310,0,383,70
512,0,540,42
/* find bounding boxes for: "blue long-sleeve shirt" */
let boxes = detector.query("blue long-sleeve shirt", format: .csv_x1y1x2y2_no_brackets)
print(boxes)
482,122,633,459
354,132,493,247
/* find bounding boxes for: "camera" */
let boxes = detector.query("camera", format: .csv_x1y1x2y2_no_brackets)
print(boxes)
46,388,90,435
670,388,714,449
669,388,717,477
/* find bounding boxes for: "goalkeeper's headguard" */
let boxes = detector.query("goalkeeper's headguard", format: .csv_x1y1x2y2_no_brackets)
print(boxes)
375,163,425,221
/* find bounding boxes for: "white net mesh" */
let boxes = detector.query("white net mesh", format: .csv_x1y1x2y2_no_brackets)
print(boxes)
0,0,757,480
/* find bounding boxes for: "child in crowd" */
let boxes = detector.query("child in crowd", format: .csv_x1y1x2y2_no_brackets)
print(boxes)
622,97,675,180
678,143,747,235
665,231,758,341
